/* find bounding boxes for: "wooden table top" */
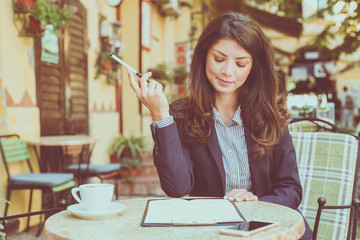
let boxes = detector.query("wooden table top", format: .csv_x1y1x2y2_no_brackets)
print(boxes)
27,135,97,146
43,198,305,240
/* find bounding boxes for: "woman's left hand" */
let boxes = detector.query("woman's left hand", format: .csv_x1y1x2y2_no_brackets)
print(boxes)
128,70,170,121
224,189,258,202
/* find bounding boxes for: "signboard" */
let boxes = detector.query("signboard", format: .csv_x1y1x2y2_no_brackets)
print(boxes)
304,51,319,60
142,0,151,50
291,67,308,81
175,44,186,69
186,49,193,72
174,43,193,73
291,61,336,81
41,25,59,64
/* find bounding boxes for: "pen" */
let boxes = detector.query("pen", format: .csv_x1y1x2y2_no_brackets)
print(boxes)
109,52,144,78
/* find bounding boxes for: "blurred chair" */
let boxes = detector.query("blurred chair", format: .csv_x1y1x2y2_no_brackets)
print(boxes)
0,199,68,235
289,117,355,135
63,143,121,199
0,134,75,233
290,120,360,240
289,119,320,132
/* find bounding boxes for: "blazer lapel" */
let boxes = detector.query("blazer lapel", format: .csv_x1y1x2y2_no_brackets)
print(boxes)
206,120,226,190
244,127,260,195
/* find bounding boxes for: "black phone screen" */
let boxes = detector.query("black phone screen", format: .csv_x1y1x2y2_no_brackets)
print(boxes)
229,221,273,232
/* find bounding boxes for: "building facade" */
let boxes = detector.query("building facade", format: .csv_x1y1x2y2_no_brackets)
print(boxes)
0,0,209,230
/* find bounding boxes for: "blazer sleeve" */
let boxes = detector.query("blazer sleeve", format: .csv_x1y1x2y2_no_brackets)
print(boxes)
151,122,194,197
258,127,303,209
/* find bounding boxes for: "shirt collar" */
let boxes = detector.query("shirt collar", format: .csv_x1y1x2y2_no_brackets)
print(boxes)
212,106,242,126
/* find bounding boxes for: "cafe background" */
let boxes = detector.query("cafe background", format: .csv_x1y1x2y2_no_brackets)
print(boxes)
1,0,360,233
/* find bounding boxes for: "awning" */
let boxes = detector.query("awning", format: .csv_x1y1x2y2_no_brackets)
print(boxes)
211,1,303,38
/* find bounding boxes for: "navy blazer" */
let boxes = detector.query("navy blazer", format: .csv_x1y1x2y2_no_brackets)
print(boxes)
151,119,312,239
152,119,302,208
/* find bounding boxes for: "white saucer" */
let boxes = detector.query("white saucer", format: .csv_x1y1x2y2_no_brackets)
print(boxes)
67,202,126,219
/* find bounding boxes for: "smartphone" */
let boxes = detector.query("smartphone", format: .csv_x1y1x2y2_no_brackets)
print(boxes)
219,220,279,237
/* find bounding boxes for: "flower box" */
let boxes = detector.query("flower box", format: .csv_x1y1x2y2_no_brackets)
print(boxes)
14,0,36,13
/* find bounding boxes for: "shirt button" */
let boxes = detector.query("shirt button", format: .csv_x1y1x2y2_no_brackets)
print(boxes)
233,174,237,178
228,149,232,153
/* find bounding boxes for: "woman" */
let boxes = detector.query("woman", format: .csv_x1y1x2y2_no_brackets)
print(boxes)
128,12,312,239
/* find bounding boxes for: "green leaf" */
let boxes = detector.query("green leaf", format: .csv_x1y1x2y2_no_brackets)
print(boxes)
31,0,76,37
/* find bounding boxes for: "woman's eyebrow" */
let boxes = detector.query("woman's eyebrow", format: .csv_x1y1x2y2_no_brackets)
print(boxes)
213,49,251,60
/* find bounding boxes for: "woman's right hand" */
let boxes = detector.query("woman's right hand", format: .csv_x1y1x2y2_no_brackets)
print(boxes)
128,70,170,121
224,189,258,202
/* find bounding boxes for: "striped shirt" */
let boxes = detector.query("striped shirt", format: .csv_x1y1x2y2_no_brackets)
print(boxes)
212,106,252,193
152,106,252,193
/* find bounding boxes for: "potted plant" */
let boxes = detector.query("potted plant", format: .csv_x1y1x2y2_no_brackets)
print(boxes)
14,0,36,12
148,66,165,79
148,62,174,85
0,198,8,240
116,157,142,182
0,222,5,240
173,67,189,84
30,0,76,37
108,133,147,182
27,15,45,36
94,52,121,84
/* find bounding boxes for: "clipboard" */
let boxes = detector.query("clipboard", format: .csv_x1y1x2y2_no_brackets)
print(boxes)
141,198,247,227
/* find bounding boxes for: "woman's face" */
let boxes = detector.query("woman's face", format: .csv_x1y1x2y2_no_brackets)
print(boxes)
206,39,253,98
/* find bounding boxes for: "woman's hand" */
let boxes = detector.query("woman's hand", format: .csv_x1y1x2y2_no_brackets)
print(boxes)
128,70,170,121
224,189,258,202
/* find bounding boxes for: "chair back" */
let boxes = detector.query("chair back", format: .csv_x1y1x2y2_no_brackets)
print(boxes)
291,131,360,240
62,145,83,156
289,119,323,132
62,143,95,185
0,134,33,179
62,143,93,168
289,117,356,136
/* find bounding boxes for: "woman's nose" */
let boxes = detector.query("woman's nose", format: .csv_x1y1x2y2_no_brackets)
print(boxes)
221,62,234,75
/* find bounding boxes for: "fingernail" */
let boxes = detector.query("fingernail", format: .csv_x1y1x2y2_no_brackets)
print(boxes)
235,198,240,202
223,196,228,200
229,197,234,201
245,197,250,201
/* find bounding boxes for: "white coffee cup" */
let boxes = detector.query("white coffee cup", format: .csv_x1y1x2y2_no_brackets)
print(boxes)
71,183,114,211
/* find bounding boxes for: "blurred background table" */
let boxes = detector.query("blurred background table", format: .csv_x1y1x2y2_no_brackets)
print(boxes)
28,135,96,147
43,198,305,240
27,135,97,172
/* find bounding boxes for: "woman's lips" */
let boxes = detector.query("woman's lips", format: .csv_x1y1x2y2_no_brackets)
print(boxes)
218,78,232,86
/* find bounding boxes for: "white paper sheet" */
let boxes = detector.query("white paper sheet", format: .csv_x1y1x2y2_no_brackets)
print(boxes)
143,198,244,225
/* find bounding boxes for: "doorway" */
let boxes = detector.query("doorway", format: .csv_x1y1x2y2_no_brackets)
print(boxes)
35,0,88,136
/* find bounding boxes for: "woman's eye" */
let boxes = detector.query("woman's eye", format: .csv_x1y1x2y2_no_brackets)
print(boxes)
214,57,224,62
236,63,246,67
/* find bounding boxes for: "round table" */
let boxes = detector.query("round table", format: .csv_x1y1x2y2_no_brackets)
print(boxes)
27,135,97,147
27,135,98,174
43,198,305,240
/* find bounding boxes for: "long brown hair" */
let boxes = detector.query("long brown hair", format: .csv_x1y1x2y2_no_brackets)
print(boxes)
171,12,289,159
